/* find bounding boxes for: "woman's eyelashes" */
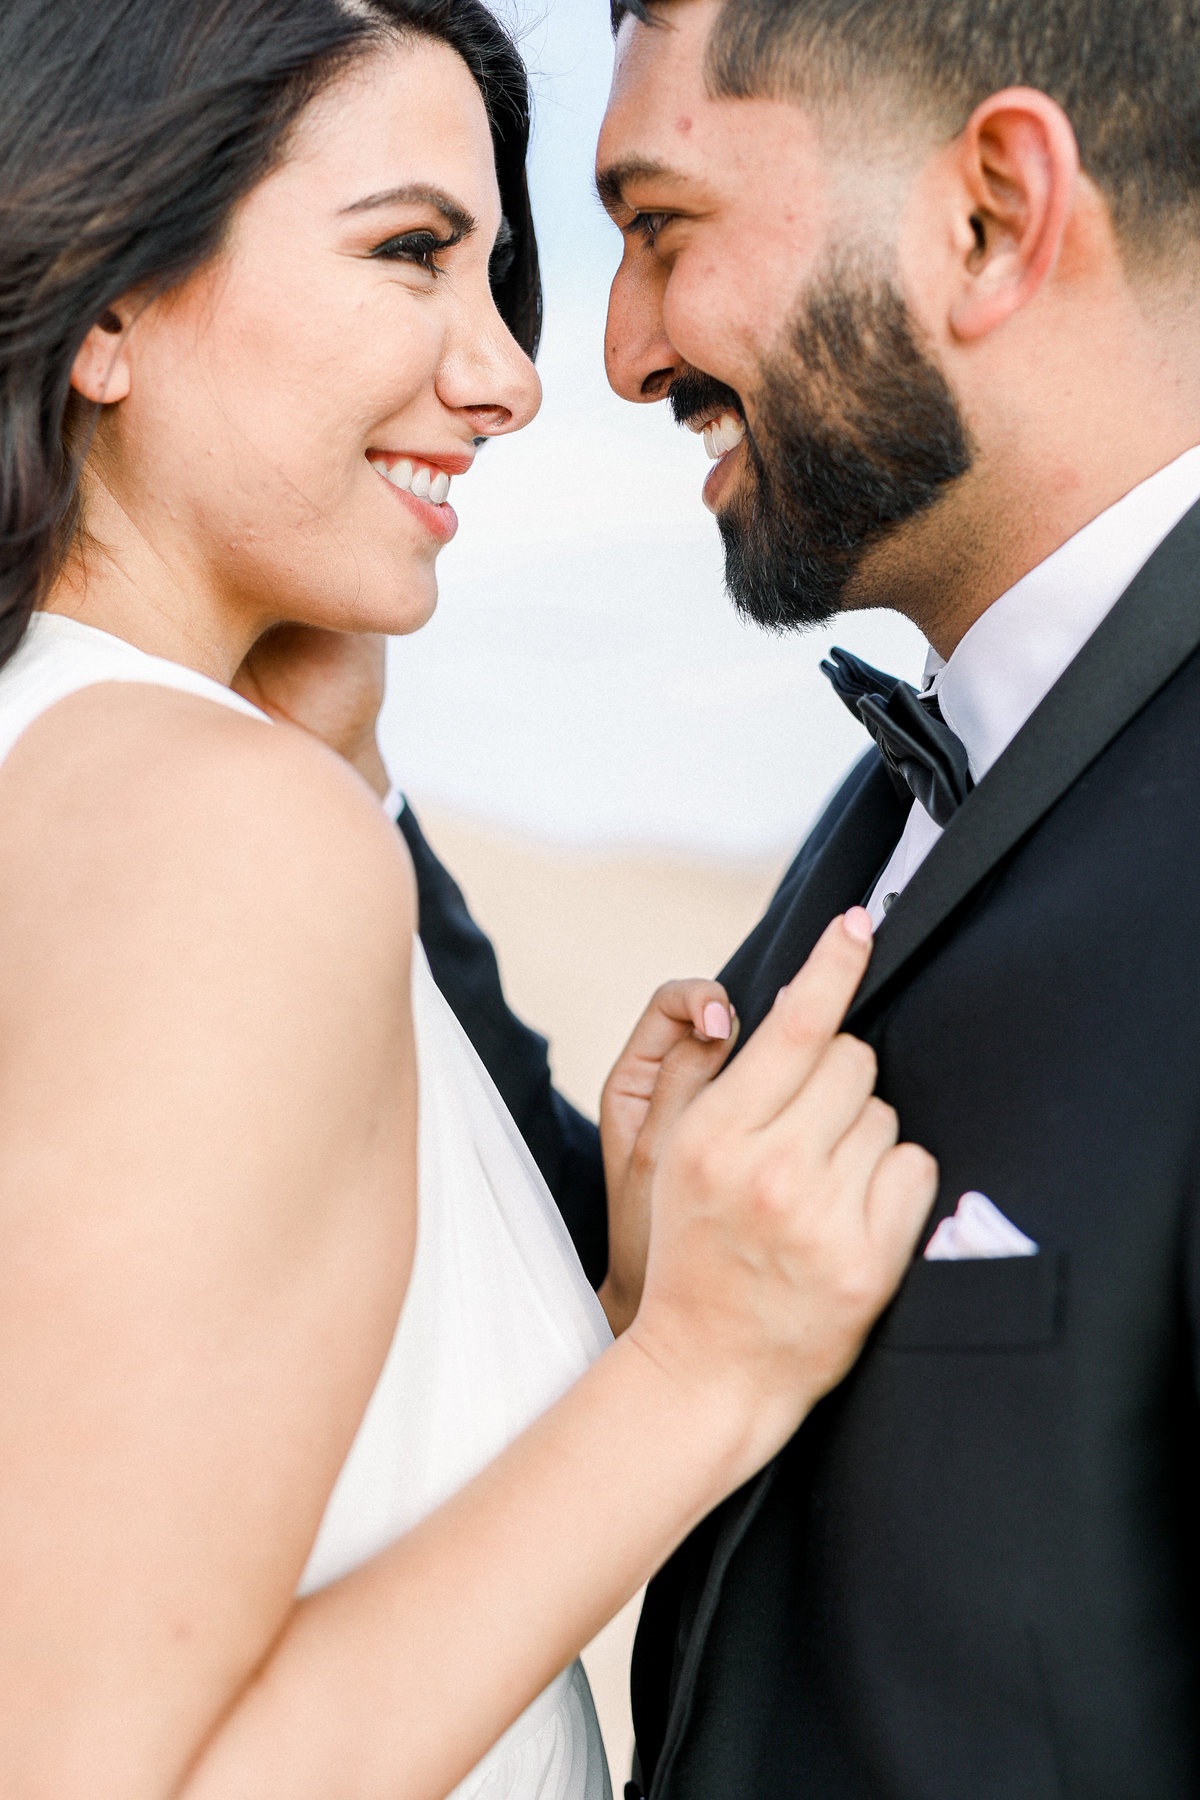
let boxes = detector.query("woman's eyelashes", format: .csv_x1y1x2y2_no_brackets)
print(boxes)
368,225,511,290
370,227,462,276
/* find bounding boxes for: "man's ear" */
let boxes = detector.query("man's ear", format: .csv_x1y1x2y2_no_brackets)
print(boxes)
948,88,1079,343
70,308,132,404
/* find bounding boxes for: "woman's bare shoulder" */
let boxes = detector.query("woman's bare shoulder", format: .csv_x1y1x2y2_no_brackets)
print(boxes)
0,676,416,968
0,677,418,1186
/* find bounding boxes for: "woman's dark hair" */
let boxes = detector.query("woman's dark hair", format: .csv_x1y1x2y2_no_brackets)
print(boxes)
0,0,541,669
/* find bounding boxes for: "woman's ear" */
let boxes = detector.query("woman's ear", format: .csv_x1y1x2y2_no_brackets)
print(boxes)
948,87,1080,343
70,308,132,403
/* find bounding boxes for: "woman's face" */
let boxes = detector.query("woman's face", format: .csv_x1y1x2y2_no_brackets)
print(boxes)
82,35,541,643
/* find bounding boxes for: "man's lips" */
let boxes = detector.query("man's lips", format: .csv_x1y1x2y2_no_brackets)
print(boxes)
701,438,746,514
685,408,747,460
685,408,748,514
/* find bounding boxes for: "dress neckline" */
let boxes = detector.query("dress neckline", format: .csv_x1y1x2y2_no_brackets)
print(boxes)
26,611,269,720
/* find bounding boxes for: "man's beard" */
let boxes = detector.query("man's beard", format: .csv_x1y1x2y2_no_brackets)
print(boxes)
670,264,973,631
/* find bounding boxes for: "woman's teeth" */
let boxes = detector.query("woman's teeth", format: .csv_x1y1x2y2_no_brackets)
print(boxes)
369,455,452,505
701,412,746,460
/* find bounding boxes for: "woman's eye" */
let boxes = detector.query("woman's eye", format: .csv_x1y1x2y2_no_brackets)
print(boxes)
489,237,516,287
371,230,457,276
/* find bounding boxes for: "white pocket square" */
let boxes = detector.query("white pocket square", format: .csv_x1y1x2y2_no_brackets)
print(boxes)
923,1191,1038,1261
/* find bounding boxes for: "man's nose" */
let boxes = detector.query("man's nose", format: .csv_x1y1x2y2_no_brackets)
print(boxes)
604,256,682,403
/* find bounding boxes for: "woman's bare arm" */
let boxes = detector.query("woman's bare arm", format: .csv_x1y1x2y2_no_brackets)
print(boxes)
0,683,419,1795
0,682,936,1800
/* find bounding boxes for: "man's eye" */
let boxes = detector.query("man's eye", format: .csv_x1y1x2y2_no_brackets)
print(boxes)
631,211,672,246
371,230,458,276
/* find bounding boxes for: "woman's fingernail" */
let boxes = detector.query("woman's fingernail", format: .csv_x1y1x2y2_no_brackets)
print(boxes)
702,1002,732,1040
843,906,874,944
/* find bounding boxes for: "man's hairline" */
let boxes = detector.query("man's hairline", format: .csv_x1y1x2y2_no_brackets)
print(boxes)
602,1,948,218
608,0,1200,278
610,0,953,147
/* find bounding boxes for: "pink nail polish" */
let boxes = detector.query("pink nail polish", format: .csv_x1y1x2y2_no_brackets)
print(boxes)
702,1002,731,1040
843,906,874,943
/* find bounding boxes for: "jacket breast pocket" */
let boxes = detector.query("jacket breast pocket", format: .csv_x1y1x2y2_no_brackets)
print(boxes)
874,1250,1066,1351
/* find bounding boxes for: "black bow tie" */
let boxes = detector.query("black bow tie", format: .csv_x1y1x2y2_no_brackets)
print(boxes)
820,646,974,829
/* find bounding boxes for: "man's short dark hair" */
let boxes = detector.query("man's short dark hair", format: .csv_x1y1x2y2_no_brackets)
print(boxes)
610,0,1200,256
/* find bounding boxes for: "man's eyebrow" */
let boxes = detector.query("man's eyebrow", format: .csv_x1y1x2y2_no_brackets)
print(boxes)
339,183,476,240
594,157,687,217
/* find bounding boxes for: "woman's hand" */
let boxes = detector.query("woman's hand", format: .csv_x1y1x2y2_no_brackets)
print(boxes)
599,978,739,1334
631,907,938,1481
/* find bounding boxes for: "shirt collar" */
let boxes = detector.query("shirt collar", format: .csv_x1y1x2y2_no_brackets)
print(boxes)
924,444,1200,781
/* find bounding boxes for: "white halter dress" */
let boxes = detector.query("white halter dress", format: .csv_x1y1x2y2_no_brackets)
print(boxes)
0,613,614,1800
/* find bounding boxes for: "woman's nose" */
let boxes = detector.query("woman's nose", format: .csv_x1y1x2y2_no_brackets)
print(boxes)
440,296,542,440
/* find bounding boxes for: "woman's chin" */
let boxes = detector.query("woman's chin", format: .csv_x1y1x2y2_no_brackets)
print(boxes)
356,575,440,639
236,535,443,640
391,587,439,636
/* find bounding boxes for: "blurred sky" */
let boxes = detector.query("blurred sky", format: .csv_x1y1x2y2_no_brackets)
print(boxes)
379,0,925,859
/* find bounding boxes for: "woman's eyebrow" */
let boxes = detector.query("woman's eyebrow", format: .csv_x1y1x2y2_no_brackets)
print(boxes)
339,183,476,239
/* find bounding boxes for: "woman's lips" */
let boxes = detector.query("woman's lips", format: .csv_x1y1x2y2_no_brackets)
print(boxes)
368,453,458,544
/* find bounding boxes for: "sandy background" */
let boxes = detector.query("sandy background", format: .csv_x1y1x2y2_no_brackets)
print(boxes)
411,801,787,1789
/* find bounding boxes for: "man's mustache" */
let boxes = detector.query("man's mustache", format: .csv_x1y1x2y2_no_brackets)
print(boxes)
668,368,744,429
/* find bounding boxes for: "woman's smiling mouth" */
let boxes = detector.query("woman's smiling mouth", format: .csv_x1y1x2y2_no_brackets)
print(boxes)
367,449,464,543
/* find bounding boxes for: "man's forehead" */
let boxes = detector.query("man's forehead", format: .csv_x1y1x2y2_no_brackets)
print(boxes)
596,0,841,207
597,80,829,222
597,2,728,204
610,2,708,99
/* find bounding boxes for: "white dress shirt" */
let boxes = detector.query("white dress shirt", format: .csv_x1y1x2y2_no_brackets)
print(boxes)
866,445,1200,927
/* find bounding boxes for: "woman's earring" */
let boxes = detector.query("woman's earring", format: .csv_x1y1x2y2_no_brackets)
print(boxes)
98,310,122,334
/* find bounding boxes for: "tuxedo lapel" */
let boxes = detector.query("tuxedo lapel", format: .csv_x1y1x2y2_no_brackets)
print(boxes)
850,496,1200,1022
721,755,907,1038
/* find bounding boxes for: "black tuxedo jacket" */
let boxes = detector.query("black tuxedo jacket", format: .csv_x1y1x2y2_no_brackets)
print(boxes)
631,501,1200,1799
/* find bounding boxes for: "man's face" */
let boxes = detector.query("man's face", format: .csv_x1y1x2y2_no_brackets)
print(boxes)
596,0,972,628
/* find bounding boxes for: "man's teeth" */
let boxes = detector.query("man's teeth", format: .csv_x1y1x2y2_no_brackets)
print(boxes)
701,411,746,460
368,455,452,505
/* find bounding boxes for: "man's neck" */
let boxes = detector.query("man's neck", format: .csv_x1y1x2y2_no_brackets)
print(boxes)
854,265,1200,658
854,427,1200,660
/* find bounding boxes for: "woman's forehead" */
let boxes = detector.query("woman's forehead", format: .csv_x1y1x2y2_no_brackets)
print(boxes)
280,34,498,209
